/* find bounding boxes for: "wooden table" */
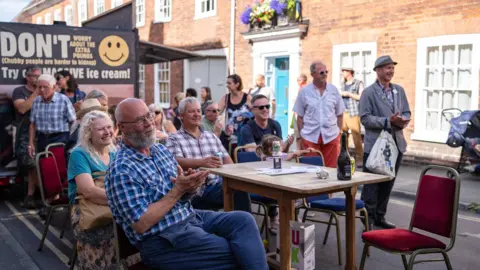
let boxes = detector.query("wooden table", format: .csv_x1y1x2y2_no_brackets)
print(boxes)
204,161,391,270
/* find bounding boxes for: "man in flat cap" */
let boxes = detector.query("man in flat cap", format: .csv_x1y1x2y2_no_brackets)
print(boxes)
359,55,411,230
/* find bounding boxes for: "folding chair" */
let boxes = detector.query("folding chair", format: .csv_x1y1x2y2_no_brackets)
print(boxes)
46,143,68,184
296,150,369,265
36,151,70,251
233,146,272,241
360,165,460,270
114,222,150,270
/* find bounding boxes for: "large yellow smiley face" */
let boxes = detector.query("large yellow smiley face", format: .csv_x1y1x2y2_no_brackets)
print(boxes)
98,35,129,67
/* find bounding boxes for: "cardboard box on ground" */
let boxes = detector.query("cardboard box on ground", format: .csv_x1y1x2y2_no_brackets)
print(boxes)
276,221,315,270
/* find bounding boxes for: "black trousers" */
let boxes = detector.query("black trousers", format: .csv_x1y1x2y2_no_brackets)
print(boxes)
360,151,403,223
36,132,70,153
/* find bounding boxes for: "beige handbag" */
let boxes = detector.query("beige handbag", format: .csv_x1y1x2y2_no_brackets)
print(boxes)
76,172,113,230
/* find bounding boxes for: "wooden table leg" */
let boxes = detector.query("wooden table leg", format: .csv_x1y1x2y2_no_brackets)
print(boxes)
278,197,295,270
344,187,358,270
222,177,233,212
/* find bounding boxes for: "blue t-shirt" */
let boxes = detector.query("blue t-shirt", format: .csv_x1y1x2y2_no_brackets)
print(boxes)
239,119,282,146
67,146,115,203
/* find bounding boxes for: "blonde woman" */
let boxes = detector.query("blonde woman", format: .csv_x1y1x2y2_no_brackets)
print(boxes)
67,110,116,270
148,104,176,143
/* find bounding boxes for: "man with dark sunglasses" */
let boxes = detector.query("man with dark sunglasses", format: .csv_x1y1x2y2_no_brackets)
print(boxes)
293,61,345,168
239,94,284,150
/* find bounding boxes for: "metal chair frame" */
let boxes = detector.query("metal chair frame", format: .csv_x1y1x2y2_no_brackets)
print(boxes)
233,145,272,244
295,150,369,265
36,151,70,252
359,165,460,270
45,142,67,180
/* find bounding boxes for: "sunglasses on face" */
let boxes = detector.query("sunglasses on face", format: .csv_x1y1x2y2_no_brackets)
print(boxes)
316,70,329,75
253,104,271,110
207,109,220,113
155,111,162,115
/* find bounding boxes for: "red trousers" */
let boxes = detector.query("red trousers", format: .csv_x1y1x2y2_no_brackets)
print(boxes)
302,135,340,168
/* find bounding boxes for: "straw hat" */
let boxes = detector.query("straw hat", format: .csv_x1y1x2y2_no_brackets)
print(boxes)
76,98,107,119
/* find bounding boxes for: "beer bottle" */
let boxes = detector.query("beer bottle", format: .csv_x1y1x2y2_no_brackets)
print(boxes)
337,132,352,180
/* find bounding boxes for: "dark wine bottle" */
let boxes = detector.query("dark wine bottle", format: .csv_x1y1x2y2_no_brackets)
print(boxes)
337,132,352,181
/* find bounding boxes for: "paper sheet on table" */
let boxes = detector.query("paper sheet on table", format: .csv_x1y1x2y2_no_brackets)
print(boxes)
255,166,318,176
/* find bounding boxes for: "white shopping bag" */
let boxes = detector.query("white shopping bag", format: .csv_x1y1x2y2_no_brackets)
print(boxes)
276,221,315,270
366,130,399,177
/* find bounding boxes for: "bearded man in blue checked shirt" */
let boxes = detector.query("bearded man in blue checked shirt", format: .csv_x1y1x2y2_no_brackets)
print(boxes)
105,98,268,270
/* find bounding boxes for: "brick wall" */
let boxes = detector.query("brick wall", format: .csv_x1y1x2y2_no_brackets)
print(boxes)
234,0,480,163
138,0,232,105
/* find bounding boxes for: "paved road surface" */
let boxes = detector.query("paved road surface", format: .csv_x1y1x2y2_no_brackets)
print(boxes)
1,194,479,270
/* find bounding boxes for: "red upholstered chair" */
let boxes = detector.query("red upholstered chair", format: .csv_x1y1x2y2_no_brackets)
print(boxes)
46,143,67,184
359,165,460,270
36,151,70,252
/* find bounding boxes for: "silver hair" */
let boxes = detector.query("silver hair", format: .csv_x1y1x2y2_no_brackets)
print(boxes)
178,97,200,114
310,61,326,73
38,74,56,87
86,89,107,100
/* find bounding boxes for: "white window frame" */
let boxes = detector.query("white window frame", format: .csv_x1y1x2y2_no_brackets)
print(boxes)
139,64,146,101
93,0,105,16
64,5,73,26
44,13,52,24
154,62,171,107
111,0,123,9
78,0,88,24
136,0,145,27
412,34,480,143
195,0,216,20
36,17,42,24
54,9,61,22
332,42,378,90
155,0,172,22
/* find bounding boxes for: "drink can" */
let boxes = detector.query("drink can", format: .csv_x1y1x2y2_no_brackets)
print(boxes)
215,152,223,164
350,157,355,175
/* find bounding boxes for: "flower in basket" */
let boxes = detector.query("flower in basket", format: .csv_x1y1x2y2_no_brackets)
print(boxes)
251,0,275,24
270,0,287,15
240,6,253,25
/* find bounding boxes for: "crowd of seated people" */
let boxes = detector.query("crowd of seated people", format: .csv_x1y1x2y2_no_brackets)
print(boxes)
6,71,306,269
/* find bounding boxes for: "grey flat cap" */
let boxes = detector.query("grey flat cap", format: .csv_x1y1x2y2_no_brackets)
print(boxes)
373,55,397,71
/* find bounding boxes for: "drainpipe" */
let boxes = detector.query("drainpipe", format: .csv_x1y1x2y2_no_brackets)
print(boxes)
229,0,236,74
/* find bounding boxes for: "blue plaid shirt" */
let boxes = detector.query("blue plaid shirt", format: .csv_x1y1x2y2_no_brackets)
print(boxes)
105,142,195,246
30,92,76,133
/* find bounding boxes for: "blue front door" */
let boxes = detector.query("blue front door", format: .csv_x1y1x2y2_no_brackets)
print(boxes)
274,57,289,139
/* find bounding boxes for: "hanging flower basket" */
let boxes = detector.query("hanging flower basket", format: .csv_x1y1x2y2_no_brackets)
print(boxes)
240,0,288,31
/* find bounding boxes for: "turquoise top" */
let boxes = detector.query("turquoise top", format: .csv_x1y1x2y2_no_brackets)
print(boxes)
67,146,115,203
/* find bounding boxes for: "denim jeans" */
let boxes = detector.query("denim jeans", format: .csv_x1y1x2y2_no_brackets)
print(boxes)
139,210,268,270
192,180,252,213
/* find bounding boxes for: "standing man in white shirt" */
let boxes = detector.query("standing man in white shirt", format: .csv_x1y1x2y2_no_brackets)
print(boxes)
293,61,345,168
249,74,276,118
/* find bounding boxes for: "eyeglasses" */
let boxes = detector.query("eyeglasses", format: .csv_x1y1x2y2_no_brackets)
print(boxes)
253,104,271,110
207,109,220,113
155,111,162,115
120,112,155,125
